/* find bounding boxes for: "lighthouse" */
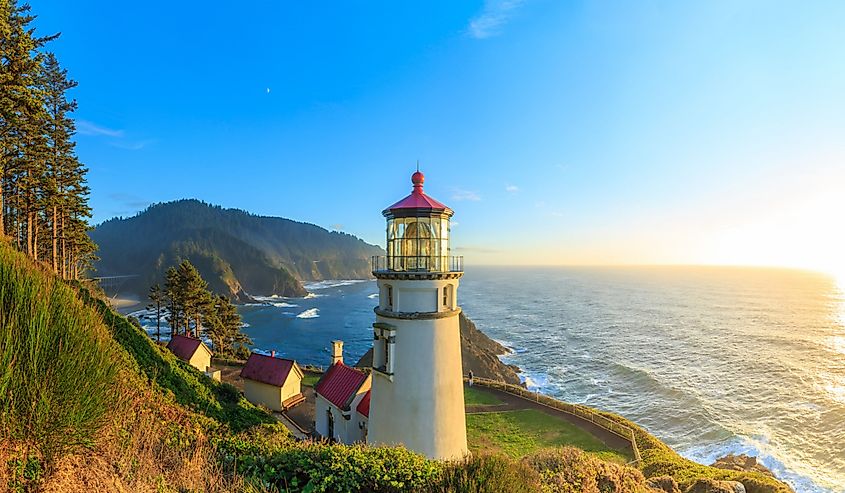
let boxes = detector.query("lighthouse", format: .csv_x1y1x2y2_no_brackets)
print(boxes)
367,170,468,460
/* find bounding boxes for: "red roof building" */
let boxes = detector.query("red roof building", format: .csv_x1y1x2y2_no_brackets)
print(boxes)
240,352,299,387
315,362,369,411
240,352,305,411
356,389,371,418
166,335,213,372
167,335,206,361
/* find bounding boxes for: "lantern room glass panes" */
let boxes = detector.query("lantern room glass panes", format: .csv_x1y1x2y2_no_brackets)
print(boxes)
386,215,451,271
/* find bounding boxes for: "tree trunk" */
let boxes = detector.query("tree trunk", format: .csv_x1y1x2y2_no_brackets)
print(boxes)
52,205,57,273
60,213,66,279
0,171,4,238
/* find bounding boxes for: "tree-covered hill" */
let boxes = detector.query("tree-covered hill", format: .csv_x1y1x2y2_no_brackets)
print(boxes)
90,199,384,300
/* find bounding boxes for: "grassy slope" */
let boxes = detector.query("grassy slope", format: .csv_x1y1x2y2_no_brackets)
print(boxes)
77,288,275,432
464,386,504,407
467,409,630,464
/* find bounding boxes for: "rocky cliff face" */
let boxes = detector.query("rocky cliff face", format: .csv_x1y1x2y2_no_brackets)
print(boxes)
459,312,521,385
354,312,521,385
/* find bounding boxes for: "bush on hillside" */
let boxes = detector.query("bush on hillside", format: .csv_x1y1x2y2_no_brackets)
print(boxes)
0,243,122,460
218,429,440,493
524,447,651,493
437,454,543,493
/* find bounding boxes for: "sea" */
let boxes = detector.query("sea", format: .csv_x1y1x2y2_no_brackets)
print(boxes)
134,267,845,492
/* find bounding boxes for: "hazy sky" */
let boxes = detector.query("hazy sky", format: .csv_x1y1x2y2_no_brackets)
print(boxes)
34,1,845,274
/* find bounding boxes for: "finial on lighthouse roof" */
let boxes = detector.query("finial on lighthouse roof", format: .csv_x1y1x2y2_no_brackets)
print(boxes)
411,169,425,190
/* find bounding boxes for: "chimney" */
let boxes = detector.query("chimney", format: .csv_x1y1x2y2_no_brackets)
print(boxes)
331,340,343,365
270,350,276,358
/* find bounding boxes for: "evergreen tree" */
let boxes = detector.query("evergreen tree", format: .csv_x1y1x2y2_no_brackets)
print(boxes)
0,1,95,275
157,260,252,358
147,283,164,342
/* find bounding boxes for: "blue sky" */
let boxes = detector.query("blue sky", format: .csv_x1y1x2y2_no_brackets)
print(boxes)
33,1,845,272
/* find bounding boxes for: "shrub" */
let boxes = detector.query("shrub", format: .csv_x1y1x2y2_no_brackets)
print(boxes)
437,454,542,493
216,382,241,404
524,447,651,493
0,243,122,460
218,430,440,493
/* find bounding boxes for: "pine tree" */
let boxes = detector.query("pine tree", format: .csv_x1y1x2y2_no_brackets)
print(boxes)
147,283,164,342
164,266,183,337
0,1,57,245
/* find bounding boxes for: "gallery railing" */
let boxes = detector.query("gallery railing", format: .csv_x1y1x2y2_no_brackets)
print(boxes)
467,376,642,464
372,255,463,274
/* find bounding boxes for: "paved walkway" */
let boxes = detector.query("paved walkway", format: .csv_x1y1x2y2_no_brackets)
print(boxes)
465,384,634,457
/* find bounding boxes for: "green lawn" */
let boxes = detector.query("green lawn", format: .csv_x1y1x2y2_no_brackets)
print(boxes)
302,372,322,387
464,386,504,406
466,409,630,463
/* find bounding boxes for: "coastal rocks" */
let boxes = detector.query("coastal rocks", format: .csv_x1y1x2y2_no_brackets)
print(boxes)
686,479,746,493
459,312,522,385
647,476,681,493
711,454,775,478
354,312,522,385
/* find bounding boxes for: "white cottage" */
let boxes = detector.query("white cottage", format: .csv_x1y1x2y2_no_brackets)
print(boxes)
314,344,371,444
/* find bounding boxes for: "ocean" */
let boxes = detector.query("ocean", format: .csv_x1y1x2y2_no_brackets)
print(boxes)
230,267,845,492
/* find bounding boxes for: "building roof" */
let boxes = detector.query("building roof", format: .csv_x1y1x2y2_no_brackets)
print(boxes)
356,389,371,418
166,335,210,361
315,362,368,410
383,171,452,215
240,352,301,387
353,348,373,369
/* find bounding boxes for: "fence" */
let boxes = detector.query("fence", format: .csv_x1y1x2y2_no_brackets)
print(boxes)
469,376,641,464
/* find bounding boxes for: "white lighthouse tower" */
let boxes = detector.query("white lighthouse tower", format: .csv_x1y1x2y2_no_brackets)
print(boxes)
367,170,468,460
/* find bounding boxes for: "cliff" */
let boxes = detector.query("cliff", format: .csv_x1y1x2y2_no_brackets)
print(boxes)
354,312,521,385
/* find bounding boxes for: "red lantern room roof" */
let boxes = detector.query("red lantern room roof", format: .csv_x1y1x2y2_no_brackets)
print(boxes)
383,170,453,216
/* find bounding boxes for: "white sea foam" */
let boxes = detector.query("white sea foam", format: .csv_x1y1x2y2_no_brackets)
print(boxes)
271,302,298,308
368,293,379,299
303,293,323,299
296,308,320,319
304,279,367,291
252,295,284,301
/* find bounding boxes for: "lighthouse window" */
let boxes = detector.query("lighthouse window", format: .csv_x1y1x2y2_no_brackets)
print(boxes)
386,286,393,309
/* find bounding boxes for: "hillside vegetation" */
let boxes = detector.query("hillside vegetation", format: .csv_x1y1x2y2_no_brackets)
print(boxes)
90,199,384,300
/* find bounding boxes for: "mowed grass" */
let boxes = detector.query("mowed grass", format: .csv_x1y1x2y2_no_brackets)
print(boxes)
302,372,322,387
466,409,630,463
464,386,504,406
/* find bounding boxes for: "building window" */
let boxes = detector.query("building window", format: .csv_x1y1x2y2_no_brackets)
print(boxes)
442,284,452,308
327,409,334,441
386,285,393,310
372,323,396,376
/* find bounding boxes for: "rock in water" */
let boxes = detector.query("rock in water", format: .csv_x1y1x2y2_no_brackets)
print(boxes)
711,454,775,478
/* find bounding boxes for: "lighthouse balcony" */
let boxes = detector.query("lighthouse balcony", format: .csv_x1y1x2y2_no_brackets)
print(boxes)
372,255,463,278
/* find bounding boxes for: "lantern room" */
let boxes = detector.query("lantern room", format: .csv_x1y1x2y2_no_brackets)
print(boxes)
376,171,461,273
